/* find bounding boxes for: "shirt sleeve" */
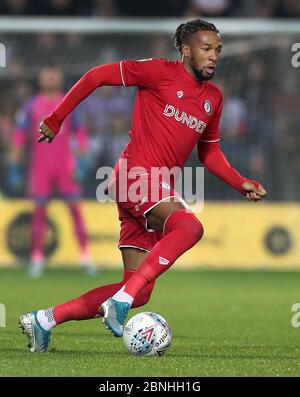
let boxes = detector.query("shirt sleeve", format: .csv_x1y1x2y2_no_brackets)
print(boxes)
120,58,166,88
44,62,123,134
197,141,247,195
199,93,223,143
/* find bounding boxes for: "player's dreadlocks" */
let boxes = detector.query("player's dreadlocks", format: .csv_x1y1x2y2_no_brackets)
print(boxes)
173,19,219,54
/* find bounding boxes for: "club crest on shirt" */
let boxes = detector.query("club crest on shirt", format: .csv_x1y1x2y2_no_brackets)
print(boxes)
177,91,184,99
203,100,212,115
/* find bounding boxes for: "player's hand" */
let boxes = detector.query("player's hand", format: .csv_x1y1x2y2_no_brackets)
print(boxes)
38,121,56,143
242,180,267,201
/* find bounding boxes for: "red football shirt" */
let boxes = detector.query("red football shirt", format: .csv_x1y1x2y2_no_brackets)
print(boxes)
44,59,254,196
119,57,223,171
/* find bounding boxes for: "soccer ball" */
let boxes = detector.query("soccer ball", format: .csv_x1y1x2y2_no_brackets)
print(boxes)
123,312,172,356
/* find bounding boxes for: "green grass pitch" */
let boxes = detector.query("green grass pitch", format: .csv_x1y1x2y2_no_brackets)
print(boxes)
0,268,300,376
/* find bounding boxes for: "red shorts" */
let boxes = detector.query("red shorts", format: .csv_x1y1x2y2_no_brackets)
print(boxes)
110,171,188,252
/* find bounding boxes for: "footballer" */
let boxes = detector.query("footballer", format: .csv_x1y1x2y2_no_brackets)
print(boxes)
19,19,266,352
10,66,95,277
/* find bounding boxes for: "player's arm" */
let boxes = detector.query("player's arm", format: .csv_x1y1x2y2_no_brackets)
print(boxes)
198,92,266,201
38,62,123,143
197,141,267,201
39,58,165,143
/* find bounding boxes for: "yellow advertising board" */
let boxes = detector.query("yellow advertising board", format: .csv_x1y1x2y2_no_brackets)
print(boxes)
0,200,299,269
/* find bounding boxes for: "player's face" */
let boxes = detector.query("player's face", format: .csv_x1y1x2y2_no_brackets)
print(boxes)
182,31,222,82
39,68,63,93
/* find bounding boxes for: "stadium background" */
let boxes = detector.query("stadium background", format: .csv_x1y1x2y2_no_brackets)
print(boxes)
0,0,299,270
0,0,300,379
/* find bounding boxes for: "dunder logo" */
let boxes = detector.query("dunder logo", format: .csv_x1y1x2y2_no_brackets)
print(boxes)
163,104,207,134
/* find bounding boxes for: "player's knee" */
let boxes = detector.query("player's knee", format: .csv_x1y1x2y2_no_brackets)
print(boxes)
183,213,204,247
165,209,204,245
189,213,204,242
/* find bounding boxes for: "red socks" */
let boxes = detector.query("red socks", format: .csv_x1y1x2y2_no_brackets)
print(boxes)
123,209,203,299
53,269,155,325
52,209,203,325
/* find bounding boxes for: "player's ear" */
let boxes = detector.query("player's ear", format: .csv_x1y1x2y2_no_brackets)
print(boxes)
181,44,191,59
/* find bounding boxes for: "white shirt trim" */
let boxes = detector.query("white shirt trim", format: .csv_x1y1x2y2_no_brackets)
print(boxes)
118,244,150,253
119,61,126,86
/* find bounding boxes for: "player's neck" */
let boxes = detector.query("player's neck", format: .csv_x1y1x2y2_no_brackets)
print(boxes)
182,61,196,79
182,60,208,84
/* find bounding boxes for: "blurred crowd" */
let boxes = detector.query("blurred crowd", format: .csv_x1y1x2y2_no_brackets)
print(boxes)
0,28,299,201
0,0,300,18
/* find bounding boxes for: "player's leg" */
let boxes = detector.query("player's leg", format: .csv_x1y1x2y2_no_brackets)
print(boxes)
28,166,52,278
31,202,47,269
123,199,204,299
57,159,95,274
19,249,152,352
39,215,156,329
121,248,156,308
66,198,97,275
18,267,133,352
40,249,149,322
102,198,204,336
19,211,156,352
